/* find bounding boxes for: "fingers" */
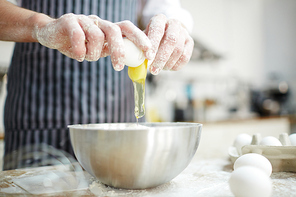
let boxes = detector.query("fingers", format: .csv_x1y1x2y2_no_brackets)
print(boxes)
78,15,104,61
57,14,125,66
58,14,86,62
91,15,125,71
145,14,194,75
171,33,194,71
45,13,103,62
37,13,87,62
116,20,152,60
164,29,194,71
57,14,151,71
149,17,181,75
163,30,185,70
145,14,167,65
68,23,86,62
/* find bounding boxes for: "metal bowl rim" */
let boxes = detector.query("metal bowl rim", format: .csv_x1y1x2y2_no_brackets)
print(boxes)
68,122,202,131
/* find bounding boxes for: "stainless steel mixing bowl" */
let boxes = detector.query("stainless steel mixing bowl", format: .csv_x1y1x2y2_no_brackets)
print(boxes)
68,122,202,189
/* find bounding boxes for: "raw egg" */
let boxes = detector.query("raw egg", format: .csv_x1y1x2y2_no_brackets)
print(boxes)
289,133,296,146
260,136,282,146
123,38,147,120
128,60,148,119
234,153,272,176
233,133,252,155
229,166,272,197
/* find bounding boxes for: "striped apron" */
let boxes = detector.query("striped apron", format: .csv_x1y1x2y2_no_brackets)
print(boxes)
3,0,139,170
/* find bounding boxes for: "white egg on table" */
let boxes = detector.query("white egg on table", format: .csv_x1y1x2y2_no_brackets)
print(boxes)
289,133,296,146
229,166,272,197
123,38,145,67
260,136,282,146
234,153,272,176
233,133,252,155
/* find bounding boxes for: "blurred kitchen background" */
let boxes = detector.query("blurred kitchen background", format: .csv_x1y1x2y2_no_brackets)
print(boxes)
1,0,296,166
144,0,296,126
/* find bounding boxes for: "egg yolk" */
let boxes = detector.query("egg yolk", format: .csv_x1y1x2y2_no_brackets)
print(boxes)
128,59,147,82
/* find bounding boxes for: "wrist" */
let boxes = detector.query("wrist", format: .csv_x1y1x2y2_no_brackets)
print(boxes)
29,13,54,42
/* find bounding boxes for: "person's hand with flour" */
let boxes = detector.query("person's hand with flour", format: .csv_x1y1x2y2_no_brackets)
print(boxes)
143,14,194,75
33,14,153,71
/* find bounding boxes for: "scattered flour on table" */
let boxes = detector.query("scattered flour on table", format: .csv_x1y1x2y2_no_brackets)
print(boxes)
89,180,173,197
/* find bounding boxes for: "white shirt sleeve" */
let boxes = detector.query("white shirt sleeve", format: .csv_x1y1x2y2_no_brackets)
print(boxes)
6,0,19,5
139,0,194,33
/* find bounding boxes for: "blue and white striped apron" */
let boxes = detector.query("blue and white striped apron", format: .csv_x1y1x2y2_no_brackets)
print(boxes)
4,0,139,170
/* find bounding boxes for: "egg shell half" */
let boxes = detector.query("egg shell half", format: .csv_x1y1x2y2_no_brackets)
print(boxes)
123,39,145,67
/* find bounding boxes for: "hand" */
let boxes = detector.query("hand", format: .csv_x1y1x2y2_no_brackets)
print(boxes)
144,14,194,75
33,13,151,71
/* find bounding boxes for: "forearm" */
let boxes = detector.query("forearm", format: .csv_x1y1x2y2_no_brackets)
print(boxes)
0,0,53,42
